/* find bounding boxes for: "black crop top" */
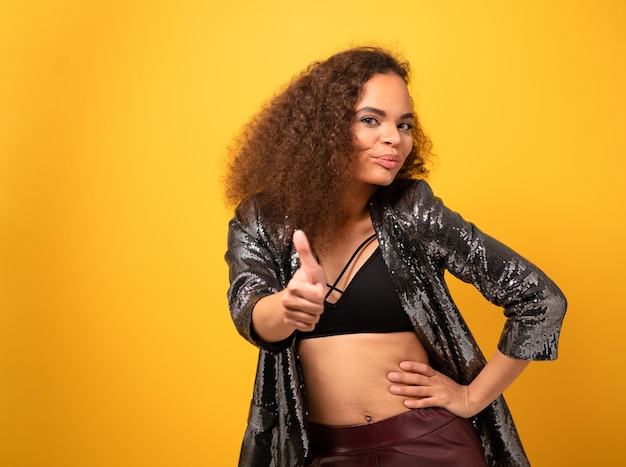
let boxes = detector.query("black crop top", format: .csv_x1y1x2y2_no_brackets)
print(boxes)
298,240,414,340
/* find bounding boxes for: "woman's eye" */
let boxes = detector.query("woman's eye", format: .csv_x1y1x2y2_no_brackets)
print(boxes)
361,117,378,125
398,122,414,131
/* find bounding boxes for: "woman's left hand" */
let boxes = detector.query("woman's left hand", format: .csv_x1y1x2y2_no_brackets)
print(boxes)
387,361,480,419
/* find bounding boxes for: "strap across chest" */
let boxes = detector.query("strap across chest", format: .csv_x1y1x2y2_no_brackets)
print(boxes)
298,235,413,340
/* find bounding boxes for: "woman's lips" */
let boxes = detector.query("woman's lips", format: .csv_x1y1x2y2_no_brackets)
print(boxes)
376,155,400,169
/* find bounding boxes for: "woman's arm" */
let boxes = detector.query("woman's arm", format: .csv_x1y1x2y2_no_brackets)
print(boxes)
388,350,529,418
227,214,326,346
252,230,326,343
411,181,567,361
384,181,566,416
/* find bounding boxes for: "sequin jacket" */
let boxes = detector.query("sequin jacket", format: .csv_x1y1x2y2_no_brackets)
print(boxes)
225,179,567,467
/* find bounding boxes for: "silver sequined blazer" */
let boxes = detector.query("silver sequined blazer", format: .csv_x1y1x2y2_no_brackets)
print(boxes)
225,179,567,467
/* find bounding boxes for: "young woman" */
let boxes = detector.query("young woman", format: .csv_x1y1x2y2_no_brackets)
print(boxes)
224,47,566,466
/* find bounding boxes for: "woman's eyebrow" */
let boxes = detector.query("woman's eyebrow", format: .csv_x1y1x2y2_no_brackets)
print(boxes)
355,106,414,120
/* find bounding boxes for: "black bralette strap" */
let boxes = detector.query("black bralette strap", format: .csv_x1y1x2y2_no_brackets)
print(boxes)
325,233,377,299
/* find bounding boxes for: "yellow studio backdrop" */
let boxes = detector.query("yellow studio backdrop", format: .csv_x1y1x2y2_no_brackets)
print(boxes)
1,1,624,465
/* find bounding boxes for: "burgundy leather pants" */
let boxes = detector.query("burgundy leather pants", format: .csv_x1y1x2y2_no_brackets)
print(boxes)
305,407,488,467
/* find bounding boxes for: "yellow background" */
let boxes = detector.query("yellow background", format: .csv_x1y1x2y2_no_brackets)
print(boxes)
1,1,624,465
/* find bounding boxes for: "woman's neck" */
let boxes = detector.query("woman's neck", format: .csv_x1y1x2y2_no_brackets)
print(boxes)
341,182,377,220
312,182,377,255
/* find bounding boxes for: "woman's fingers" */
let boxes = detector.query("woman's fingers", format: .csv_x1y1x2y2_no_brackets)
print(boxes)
387,362,435,398
399,360,438,375
388,361,435,383
387,361,475,416
281,232,326,331
283,277,325,312
284,269,325,305
293,230,326,285
284,310,321,331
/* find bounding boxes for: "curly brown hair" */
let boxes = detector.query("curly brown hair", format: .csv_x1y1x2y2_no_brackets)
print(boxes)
223,46,433,248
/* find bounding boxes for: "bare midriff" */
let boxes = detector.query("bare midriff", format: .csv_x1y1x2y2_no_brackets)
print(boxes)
297,331,429,426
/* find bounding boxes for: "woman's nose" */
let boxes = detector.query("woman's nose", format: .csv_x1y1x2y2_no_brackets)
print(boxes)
382,126,400,145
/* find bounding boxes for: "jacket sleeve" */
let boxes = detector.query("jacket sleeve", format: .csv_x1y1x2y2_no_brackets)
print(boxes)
225,200,295,353
411,181,567,361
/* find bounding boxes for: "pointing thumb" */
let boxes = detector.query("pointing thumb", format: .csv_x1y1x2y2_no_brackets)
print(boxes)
293,230,323,284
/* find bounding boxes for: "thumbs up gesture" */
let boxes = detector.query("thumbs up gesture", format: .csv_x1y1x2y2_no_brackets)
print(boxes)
282,230,326,332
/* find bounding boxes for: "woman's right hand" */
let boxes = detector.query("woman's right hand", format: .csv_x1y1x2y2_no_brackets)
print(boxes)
281,230,326,332
251,230,325,342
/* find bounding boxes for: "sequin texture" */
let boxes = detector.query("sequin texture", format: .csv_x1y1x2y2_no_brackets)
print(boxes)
225,179,567,467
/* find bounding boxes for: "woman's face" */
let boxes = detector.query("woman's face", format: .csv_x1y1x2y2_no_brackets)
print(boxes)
350,73,414,187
